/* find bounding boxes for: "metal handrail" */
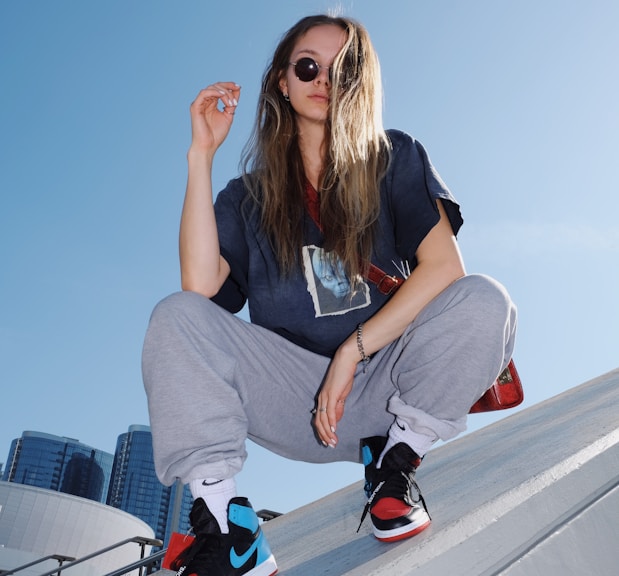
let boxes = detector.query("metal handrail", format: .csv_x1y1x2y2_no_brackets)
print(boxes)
103,548,167,576
35,536,163,576
256,509,282,521
0,554,75,576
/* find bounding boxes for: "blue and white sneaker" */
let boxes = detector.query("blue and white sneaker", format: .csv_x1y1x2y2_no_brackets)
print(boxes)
171,496,278,576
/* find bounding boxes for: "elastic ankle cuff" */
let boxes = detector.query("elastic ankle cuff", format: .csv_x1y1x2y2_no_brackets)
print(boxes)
380,419,437,463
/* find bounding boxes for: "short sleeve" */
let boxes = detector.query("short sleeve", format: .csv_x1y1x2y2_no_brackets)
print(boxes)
211,178,250,313
385,130,463,261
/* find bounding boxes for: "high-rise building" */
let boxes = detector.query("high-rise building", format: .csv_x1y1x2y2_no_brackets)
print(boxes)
107,425,192,545
1,430,113,503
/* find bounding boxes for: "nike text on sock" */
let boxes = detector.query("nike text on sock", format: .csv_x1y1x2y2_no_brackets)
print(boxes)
189,477,237,533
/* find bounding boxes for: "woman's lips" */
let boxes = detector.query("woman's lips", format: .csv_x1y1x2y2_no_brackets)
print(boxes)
309,93,329,103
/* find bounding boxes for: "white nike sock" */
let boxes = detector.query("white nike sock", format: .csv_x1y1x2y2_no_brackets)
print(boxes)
377,419,438,467
189,477,237,534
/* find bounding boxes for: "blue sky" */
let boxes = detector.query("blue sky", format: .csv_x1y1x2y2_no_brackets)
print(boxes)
1,0,618,515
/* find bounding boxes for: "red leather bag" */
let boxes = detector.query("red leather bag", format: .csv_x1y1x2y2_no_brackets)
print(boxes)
469,359,523,413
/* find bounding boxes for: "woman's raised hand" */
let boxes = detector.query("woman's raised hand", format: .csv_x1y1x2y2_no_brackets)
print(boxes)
189,82,240,155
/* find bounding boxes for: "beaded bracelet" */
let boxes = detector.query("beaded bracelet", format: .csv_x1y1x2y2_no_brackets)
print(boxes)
356,323,371,372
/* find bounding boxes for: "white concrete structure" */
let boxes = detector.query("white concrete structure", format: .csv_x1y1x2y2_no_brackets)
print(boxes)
253,368,619,575
0,482,156,576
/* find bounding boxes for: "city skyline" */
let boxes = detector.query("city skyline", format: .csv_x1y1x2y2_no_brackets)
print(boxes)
2,430,113,504
2,425,191,546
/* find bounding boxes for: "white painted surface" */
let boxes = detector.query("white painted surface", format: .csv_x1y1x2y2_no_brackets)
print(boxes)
0,482,155,576
257,368,619,575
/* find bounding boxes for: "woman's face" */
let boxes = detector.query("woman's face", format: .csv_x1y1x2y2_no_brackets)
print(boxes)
279,24,347,127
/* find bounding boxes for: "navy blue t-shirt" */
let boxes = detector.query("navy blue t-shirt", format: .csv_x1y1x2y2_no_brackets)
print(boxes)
212,129,463,357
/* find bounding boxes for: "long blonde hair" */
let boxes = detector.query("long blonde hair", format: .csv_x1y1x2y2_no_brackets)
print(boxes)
242,15,390,280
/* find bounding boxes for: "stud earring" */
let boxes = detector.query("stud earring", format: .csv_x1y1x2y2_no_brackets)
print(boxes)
283,92,290,101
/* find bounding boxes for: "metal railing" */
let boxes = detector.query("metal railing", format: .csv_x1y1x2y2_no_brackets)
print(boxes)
2,509,282,576
256,509,282,522
30,536,163,576
0,554,75,576
101,509,283,575
103,548,167,576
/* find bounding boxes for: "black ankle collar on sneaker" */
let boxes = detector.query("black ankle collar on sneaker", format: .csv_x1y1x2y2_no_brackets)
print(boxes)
382,442,422,472
189,498,222,535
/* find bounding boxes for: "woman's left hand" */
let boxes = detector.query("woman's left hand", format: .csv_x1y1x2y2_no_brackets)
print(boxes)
313,342,358,447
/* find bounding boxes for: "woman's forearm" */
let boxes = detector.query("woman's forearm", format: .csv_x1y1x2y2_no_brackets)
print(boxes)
338,200,466,364
339,257,465,364
179,147,230,296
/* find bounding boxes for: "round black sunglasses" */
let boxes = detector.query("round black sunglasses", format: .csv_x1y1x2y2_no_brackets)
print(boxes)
289,57,332,82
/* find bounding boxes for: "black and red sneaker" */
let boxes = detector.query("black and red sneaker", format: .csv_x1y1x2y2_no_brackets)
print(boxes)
358,436,431,542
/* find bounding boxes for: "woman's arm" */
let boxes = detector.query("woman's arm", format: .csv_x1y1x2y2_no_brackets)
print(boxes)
179,83,240,297
314,200,465,446
344,200,465,356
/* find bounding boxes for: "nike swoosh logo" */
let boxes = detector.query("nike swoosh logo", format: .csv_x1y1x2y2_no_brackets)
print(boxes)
202,479,223,486
229,537,259,569
396,421,406,431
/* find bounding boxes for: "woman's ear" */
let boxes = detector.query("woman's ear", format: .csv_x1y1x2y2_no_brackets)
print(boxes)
278,76,288,98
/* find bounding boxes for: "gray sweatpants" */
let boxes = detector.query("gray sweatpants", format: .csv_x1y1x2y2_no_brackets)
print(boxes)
142,274,516,486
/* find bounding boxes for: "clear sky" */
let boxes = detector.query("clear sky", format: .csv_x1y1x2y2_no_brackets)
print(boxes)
1,0,618,516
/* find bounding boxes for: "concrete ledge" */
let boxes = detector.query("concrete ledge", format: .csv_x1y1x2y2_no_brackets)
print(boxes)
262,368,619,575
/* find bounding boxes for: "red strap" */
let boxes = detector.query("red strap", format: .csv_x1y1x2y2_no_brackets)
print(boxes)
304,180,403,295
365,264,404,295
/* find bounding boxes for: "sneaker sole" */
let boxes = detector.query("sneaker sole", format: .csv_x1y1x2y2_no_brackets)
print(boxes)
245,554,278,576
373,518,431,542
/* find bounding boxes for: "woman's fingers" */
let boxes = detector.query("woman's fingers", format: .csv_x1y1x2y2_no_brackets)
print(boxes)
206,82,240,111
191,83,240,115
313,351,355,448
314,395,347,447
314,406,336,447
189,82,241,151
218,82,241,109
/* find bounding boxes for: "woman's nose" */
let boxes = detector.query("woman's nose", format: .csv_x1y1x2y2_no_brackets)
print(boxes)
314,66,331,85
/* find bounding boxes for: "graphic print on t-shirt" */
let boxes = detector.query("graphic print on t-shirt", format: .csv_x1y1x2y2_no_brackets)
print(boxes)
302,245,370,317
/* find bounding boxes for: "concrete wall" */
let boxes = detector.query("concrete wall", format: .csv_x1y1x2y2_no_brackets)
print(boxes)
259,368,619,575
0,482,156,576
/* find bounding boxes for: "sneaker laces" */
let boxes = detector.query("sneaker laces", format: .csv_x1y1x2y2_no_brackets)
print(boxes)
357,467,430,533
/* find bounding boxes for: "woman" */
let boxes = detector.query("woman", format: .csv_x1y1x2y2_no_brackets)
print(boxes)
143,14,516,576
